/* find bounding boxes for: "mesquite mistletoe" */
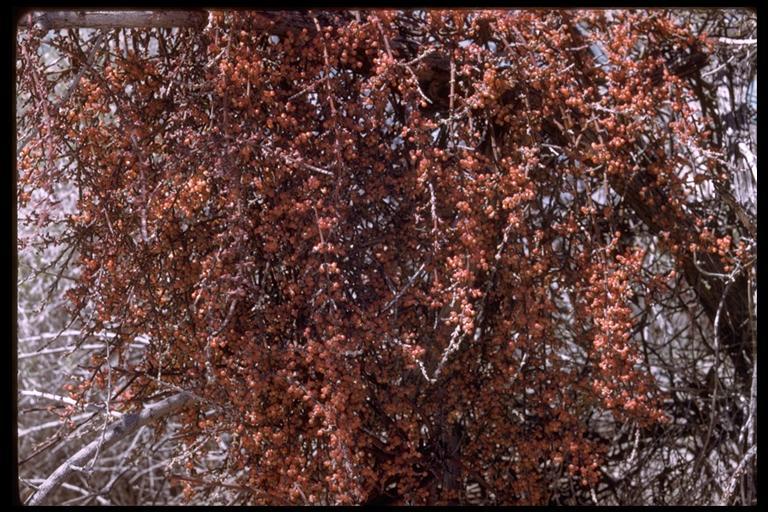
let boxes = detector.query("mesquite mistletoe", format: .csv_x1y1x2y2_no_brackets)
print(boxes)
17,9,756,505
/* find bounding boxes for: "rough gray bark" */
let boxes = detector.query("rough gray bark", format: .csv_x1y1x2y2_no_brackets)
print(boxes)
25,392,194,506
19,11,209,30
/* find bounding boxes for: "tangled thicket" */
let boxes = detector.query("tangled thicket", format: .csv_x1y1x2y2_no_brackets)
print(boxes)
17,9,756,505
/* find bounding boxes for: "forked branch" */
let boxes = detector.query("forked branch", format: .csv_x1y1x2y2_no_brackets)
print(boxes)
26,392,194,506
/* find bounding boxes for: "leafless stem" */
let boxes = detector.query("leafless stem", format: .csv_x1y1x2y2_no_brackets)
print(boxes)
380,263,426,314
719,444,757,505
26,392,194,505
59,32,107,106
21,11,208,31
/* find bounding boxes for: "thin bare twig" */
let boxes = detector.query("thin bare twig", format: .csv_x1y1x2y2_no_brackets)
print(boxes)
59,32,107,106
